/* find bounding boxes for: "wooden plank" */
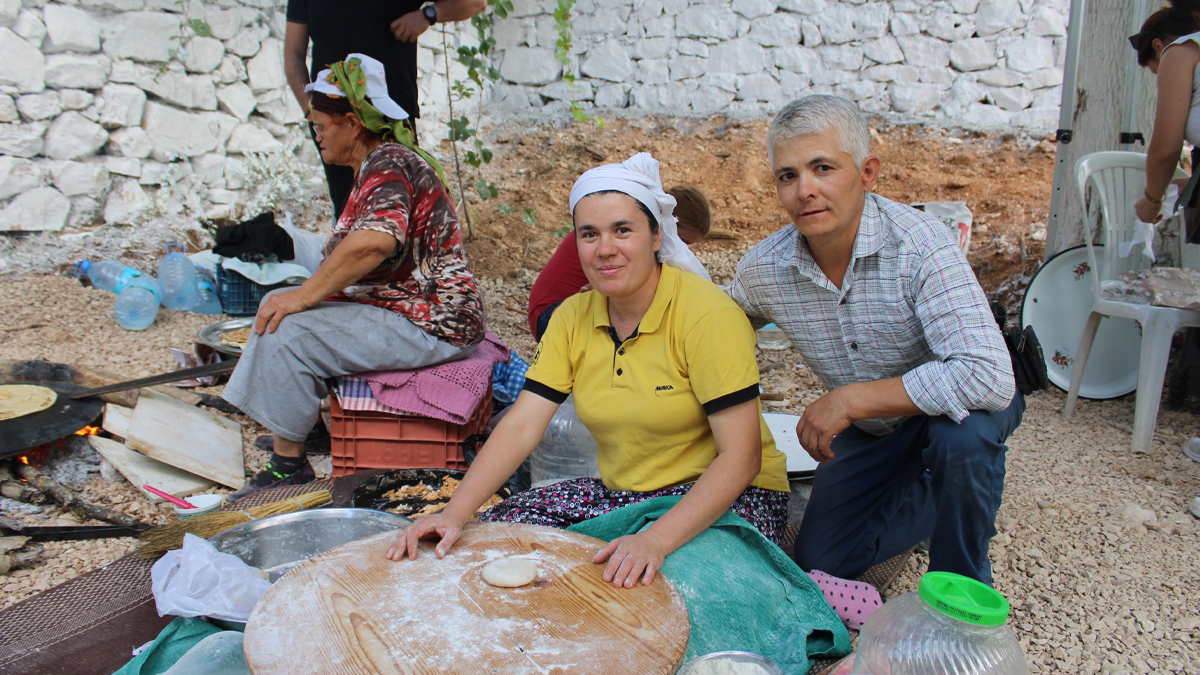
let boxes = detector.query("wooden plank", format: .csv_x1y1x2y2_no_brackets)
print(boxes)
125,388,245,490
102,404,133,439
88,436,216,503
146,385,202,406
244,522,689,675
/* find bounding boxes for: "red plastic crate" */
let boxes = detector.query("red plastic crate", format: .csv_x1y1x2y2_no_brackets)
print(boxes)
329,387,492,477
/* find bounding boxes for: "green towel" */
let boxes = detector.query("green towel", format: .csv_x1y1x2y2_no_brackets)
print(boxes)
111,617,221,675
568,495,851,675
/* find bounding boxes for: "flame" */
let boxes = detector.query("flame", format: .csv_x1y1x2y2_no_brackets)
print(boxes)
18,456,29,465
74,425,101,436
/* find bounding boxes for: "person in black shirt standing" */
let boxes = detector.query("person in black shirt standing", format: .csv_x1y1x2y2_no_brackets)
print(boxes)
284,0,485,221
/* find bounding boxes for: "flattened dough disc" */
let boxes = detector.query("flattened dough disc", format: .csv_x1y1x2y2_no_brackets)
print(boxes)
482,557,539,587
0,384,57,421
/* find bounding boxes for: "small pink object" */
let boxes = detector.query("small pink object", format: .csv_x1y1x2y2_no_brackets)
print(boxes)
807,569,883,630
143,484,195,509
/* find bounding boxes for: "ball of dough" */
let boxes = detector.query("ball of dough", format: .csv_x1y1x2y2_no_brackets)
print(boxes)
482,557,539,588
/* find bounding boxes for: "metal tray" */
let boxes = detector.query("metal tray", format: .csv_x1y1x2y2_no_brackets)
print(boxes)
195,317,255,356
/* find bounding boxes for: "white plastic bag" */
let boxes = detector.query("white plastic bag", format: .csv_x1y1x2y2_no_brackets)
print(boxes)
911,201,973,254
279,212,325,274
151,533,272,622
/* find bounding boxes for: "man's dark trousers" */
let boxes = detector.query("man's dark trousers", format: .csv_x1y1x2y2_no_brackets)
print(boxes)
793,393,1025,585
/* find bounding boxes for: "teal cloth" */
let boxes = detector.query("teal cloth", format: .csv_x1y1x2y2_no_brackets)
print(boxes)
568,495,851,675
111,617,221,675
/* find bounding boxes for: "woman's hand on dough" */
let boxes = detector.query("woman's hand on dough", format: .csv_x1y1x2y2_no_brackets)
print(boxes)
254,288,313,335
385,512,465,562
1134,196,1164,224
593,531,668,588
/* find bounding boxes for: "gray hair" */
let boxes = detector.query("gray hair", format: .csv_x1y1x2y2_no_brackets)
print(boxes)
767,95,871,168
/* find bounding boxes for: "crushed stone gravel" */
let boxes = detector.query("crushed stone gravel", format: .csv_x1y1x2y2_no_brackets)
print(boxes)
0,250,1198,673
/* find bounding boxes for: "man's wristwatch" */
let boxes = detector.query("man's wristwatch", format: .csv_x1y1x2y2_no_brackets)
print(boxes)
422,3,437,25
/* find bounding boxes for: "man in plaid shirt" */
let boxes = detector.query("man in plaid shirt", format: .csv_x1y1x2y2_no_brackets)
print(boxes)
729,95,1023,585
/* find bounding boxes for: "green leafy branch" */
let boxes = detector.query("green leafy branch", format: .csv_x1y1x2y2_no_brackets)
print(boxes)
553,0,602,127
156,0,212,81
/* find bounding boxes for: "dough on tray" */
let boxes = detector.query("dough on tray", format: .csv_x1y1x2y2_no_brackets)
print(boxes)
481,557,539,588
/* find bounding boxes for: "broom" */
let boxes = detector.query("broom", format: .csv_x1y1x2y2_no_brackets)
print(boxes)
133,490,332,558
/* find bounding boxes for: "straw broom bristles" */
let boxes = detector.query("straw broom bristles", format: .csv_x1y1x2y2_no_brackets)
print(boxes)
133,490,332,558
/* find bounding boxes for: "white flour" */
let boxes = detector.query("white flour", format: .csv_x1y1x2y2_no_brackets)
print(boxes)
685,659,774,675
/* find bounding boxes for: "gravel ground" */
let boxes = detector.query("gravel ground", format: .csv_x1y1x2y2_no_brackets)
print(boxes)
1,258,1199,673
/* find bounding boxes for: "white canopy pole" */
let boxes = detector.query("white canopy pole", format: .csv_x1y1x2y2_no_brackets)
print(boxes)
1045,0,1088,260
1121,0,1148,151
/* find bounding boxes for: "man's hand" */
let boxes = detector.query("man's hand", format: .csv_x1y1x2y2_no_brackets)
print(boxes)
796,387,856,463
254,288,313,335
1134,196,1163,224
593,530,669,588
391,11,431,42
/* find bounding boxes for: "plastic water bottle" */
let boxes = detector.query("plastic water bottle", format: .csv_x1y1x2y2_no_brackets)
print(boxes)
161,631,251,675
852,572,1029,675
157,243,200,311
756,323,792,350
192,268,224,315
73,260,142,294
113,277,161,331
530,395,600,488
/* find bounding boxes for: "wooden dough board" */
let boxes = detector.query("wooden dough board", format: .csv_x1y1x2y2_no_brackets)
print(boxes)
124,387,244,489
244,522,690,675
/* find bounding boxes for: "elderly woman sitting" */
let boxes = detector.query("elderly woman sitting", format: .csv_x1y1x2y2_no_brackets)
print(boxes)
222,53,483,499
388,154,789,589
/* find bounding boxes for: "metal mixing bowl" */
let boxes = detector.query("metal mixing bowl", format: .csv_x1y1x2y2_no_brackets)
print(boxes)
677,651,784,675
208,508,410,582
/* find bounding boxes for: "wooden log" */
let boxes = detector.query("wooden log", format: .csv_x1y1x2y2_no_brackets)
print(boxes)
13,462,141,527
0,479,47,505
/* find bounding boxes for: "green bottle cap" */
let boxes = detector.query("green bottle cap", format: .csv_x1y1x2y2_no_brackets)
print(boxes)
917,571,1010,626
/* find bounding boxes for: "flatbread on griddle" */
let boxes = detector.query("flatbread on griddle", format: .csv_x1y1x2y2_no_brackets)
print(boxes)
0,385,57,421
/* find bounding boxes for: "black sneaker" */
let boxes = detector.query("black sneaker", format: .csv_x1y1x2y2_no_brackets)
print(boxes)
253,422,331,455
228,456,316,501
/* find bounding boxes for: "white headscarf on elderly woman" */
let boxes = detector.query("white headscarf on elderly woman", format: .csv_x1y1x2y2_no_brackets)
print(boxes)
568,153,711,281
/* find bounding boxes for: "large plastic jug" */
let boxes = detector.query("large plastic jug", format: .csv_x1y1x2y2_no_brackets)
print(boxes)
192,268,224,315
74,260,141,294
158,243,200,311
852,572,1029,675
161,631,251,675
530,395,600,488
113,276,161,331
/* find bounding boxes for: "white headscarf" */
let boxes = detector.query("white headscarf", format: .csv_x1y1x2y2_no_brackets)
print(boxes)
568,153,710,281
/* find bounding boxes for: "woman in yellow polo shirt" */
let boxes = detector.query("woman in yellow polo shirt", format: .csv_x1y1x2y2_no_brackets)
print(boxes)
387,153,789,589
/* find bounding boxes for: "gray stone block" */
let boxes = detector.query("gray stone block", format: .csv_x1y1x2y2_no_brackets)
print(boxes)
43,4,100,53
102,11,180,62
500,47,561,85
0,155,42,200
44,110,107,159
950,38,997,72
44,53,110,89
0,28,44,93
0,185,69,230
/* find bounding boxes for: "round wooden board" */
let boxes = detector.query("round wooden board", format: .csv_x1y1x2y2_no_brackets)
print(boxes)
243,521,690,675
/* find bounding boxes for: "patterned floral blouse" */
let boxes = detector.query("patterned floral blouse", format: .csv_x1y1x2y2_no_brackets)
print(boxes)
321,143,484,347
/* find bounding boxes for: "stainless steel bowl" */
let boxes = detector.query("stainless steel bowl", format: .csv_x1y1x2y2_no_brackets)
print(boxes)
195,317,255,356
208,508,410,582
677,651,784,675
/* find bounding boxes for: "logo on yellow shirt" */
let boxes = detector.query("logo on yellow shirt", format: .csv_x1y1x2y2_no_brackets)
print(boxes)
654,385,674,395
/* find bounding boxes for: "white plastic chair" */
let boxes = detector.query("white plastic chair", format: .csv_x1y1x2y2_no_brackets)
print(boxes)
1063,151,1200,453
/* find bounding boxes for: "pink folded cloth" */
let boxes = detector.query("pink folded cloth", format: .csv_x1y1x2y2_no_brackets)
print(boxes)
807,569,883,630
357,332,511,425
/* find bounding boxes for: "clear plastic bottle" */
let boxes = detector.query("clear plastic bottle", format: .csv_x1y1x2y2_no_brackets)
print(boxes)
192,267,224,315
755,323,792,350
157,243,200,311
113,277,161,331
74,260,142,294
161,631,251,675
852,572,1029,675
530,395,600,488
1183,437,1200,463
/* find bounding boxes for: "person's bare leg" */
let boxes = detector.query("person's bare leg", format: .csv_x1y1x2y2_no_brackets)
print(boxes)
273,435,304,458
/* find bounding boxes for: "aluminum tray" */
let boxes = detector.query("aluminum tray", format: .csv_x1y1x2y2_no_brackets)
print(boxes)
195,317,255,356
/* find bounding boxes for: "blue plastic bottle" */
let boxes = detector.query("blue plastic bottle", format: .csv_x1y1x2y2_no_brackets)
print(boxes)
73,260,141,294
113,277,161,331
193,268,224,316
75,260,162,330
157,244,200,312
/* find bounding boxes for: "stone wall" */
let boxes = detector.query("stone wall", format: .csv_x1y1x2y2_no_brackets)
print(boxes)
486,0,1067,125
0,0,1067,234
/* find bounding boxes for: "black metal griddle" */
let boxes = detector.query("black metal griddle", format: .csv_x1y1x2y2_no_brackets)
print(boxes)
0,382,105,459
